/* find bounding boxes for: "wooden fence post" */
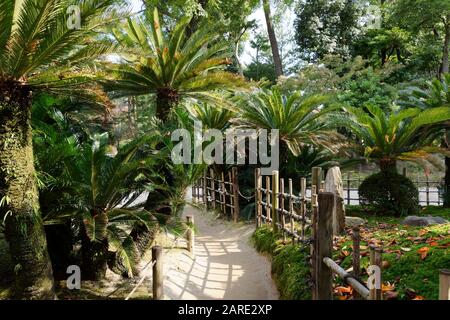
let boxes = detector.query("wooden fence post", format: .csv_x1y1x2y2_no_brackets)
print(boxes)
272,170,279,233
352,226,361,300
202,171,207,205
266,176,271,225
300,177,307,240
369,245,383,300
316,192,335,300
255,168,262,228
288,178,294,242
280,178,286,243
152,245,163,300
221,172,226,214
210,169,216,210
186,215,195,256
439,269,450,300
312,167,322,195
310,193,318,300
232,167,240,222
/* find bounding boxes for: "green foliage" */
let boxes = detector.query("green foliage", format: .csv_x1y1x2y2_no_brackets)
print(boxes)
244,62,277,83
235,88,344,159
335,104,450,169
105,7,248,120
359,171,419,216
252,226,311,300
294,0,361,61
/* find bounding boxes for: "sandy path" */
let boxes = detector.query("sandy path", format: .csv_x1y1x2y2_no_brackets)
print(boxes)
162,205,279,300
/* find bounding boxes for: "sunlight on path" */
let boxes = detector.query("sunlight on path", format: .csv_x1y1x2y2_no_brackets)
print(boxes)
163,204,279,300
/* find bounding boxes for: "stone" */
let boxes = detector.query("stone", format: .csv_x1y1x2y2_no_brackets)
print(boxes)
325,166,346,234
401,216,448,226
345,216,367,227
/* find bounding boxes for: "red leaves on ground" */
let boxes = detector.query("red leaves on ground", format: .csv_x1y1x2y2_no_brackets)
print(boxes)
417,247,430,260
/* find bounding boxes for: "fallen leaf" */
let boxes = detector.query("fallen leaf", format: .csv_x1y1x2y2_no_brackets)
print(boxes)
429,241,439,246
335,286,352,294
417,247,430,260
401,247,411,252
413,295,425,300
382,282,395,292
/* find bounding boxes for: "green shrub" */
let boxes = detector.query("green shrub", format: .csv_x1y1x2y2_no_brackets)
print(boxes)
252,227,311,300
358,171,419,216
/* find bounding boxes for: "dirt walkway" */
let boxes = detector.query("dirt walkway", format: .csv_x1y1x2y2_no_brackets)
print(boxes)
162,205,279,300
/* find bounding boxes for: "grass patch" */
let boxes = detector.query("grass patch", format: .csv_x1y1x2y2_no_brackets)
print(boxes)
252,226,311,300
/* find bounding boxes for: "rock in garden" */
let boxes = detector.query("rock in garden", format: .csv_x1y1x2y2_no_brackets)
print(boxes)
401,216,448,226
345,216,366,227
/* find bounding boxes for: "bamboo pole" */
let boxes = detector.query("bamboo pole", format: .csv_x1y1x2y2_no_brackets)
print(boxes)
232,167,240,222
255,168,262,228
271,170,279,233
221,172,226,214
280,178,286,243
352,226,361,300
228,171,233,219
266,175,271,225
300,177,306,240
311,193,318,300
210,169,216,210
288,178,294,242
312,167,322,195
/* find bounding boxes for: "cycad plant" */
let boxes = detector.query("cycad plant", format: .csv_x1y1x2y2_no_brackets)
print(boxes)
43,132,161,280
399,74,450,206
0,0,121,298
105,7,248,122
234,89,345,163
338,104,450,172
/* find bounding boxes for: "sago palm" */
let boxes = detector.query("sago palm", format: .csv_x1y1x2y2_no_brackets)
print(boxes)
104,7,248,122
337,104,450,172
0,0,122,298
398,74,450,205
234,89,345,163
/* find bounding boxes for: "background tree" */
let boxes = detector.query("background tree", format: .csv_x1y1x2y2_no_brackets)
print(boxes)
262,0,284,76
0,0,122,299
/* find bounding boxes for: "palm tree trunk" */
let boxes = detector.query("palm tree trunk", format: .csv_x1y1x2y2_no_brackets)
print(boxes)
80,224,109,281
0,98,55,299
262,0,283,77
379,158,397,173
156,88,179,122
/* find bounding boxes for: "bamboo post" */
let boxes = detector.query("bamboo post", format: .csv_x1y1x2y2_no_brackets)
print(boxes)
316,192,335,300
152,246,163,300
202,171,207,205
221,172,226,214
320,180,325,193
272,170,279,233
288,178,294,242
210,169,216,210
266,176,271,225
255,168,262,228
439,269,450,300
186,215,195,256
352,226,361,300
300,177,306,240
312,167,322,195
426,175,430,205
280,178,286,243
228,171,233,219
310,193,318,300
346,172,351,205
232,167,240,222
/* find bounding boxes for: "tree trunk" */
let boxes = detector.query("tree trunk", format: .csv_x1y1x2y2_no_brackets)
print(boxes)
80,225,109,281
130,222,156,259
439,19,450,75
262,0,283,77
0,96,55,299
379,158,397,173
156,87,179,122
186,0,208,37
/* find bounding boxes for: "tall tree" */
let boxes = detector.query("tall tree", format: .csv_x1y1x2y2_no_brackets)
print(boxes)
294,0,361,62
0,0,121,299
262,0,284,77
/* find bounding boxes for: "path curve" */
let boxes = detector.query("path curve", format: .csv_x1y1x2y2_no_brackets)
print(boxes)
163,205,279,300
